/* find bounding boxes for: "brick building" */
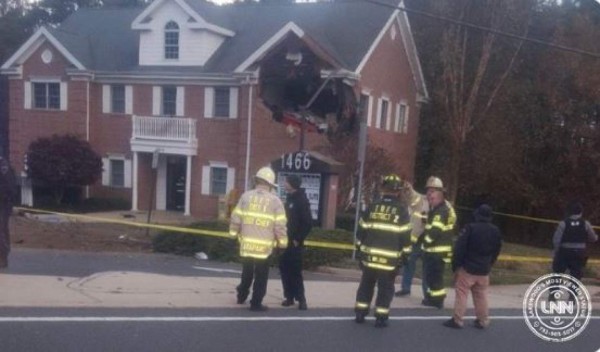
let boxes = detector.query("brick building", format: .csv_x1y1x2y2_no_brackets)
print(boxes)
1,0,427,219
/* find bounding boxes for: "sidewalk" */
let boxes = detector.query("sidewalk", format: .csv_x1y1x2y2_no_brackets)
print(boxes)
4,268,597,310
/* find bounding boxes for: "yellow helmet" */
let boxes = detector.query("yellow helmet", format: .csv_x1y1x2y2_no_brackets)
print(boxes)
381,174,403,191
425,176,445,191
255,167,277,188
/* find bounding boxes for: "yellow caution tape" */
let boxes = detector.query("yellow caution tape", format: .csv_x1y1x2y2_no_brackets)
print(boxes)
14,207,600,265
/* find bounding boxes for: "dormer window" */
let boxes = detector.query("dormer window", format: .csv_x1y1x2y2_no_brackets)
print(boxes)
164,21,179,59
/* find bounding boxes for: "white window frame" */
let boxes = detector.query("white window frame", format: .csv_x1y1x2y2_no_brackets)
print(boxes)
376,97,390,130
164,21,180,60
27,78,66,111
204,87,238,119
201,161,235,196
360,92,372,126
102,156,132,188
104,85,133,114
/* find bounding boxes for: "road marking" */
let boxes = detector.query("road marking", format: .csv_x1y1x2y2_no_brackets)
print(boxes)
0,316,598,323
191,266,241,274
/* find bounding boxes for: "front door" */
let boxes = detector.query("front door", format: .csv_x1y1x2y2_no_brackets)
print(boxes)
166,156,186,211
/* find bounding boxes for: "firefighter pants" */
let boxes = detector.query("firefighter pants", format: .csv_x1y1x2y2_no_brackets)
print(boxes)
238,257,270,306
279,246,305,302
423,253,446,304
355,266,398,319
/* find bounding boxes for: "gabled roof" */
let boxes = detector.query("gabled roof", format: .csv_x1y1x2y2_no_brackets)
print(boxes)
1,0,428,100
131,0,234,36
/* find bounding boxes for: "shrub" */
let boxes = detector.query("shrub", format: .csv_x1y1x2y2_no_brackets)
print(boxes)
303,228,354,269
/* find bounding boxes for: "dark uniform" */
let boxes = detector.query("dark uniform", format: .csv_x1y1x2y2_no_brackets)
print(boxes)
355,177,412,327
421,201,456,308
552,215,598,281
279,186,313,309
0,156,15,268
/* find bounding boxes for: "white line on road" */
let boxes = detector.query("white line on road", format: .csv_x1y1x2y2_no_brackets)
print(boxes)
0,316,598,323
191,266,242,274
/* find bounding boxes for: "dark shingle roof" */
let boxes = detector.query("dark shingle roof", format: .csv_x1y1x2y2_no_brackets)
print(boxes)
53,0,396,73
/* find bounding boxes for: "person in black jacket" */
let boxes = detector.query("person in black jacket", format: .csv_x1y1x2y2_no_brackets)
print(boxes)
0,156,16,269
443,204,502,330
279,175,313,310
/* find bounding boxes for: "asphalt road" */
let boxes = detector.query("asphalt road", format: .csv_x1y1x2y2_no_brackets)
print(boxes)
0,308,597,352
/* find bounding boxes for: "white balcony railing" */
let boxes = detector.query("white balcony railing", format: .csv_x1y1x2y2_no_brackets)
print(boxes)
132,115,196,142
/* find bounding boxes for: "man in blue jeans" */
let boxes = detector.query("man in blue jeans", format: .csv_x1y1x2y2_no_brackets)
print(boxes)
395,181,429,297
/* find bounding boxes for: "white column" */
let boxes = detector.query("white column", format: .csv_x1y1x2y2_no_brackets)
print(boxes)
185,155,192,216
132,152,139,211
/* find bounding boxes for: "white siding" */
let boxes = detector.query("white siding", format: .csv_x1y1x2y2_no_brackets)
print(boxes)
24,81,31,109
137,1,226,66
125,85,133,114
152,86,161,115
102,85,111,113
204,87,214,118
176,86,185,116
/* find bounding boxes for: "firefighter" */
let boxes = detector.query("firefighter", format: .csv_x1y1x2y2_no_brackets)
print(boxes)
354,174,412,328
229,167,288,312
421,176,457,309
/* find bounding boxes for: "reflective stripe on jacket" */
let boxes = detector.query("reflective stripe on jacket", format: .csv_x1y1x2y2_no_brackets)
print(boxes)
357,195,412,271
422,201,456,255
229,186,288,259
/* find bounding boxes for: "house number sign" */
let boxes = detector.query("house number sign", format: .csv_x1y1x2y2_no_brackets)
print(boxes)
280,152,312,172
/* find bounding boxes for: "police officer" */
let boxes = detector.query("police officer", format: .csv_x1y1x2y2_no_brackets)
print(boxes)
552,202,598,282
354,174,412,328
421,176,456,309
229,167,288,311
0,156,15,269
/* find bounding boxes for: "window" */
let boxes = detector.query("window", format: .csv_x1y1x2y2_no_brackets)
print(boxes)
111,85,125,114
33,82,60,109
162,86,177,116
210,167,227,195
214,88,230,118
380,99,389,130
164,21,179,59
110,159,125,187
399,103,409,133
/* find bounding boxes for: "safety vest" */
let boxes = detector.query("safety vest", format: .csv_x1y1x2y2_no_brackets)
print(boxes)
357,196,412,271
229,187,288,259
422,201,456,257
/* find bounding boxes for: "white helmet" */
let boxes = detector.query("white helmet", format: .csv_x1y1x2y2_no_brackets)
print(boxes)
425,176,445,191
255,167,277,188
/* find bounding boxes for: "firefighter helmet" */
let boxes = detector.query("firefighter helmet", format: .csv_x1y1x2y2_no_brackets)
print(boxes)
255,167,277,188
425,176,445,191
381,174,403,191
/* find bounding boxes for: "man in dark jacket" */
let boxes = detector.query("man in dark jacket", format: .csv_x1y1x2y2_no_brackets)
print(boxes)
0,156,16,269
279,175,313,310
443,204,502,329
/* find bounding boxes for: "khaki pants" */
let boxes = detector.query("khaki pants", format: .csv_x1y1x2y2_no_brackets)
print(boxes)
452,268,490,327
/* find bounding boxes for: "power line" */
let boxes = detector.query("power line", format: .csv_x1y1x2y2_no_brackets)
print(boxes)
363,0,600,59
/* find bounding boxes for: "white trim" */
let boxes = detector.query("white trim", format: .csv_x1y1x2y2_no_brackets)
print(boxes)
355,7,399,74
131,0,234,37
201,165,210,195
229,87,238,119
156,156,167,211
1,27,85,70
396,5,429,100
226,167,235,194
204,87,214,118
176,86,185,116
102,85,111,114
375,98,382,129
125,85,133,114
59,82,67,111
24,81,31,109
395,103,401,133
132,152,139,211
152,86,161,116
124,159,132,188
185,155,192,216
385,98,392,131
403,104,410,133
234,22,305,73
